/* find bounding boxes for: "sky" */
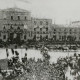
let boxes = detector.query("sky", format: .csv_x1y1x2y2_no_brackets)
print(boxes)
0,0,80,24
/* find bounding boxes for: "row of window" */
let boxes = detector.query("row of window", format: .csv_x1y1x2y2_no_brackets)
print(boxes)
7,24,24,26
34,32,48,34
53,29,78,32
34,21,49,25
34,28,48,31
2,35,27,40
11,16,27,20
53,32,77,34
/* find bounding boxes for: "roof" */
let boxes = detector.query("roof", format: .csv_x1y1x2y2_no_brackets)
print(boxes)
1,7,30,13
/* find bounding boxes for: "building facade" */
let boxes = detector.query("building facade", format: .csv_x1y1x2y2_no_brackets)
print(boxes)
0,7,80,44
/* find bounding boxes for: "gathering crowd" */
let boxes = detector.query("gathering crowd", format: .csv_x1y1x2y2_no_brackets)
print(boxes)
0,47,80,80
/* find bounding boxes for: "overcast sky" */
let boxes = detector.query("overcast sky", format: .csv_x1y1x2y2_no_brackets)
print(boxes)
0,0,80,24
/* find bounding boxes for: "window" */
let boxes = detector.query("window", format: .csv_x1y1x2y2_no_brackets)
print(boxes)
14,24,17,26
29,32,30,37
64,32,67,34
34,21,37,25
18,16,20,20
40,21,43,25
40,32,42,34
34,28,36,31
53,32,55,34
3,26,6,29
31,31,32,37
11,16,13,20
0,32,1,36
46,35,48,39
10,25,13,29
54,29,56,31
17,27,20,29
69,29,72,32
21,24,24,26
34,32,36,34
3,35,6,39
64,29,66,31
59,36,61,39
43,32,45,34
46,22,48,25
37,32,39,34
24,35,26,39
40,28,42,31
46,27,48,31
34,35,36,39
25,16,27,20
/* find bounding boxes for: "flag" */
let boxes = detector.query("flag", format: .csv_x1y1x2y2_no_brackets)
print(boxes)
6,49,9,58
14,33,17,38
15,51,19,56
11,48,14,55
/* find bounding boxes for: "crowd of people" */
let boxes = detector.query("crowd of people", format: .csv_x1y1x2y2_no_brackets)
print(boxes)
0,46,80,80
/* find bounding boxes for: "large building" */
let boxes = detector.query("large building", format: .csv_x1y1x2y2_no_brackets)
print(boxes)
51,24,80,42
0,7,80,44
0,7,52,43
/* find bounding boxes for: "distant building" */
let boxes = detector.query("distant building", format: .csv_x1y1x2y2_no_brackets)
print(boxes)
32,18,52,41
51,24,80,42
0,7,80,43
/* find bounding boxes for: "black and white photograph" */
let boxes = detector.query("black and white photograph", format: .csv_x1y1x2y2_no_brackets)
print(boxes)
0,0,80,80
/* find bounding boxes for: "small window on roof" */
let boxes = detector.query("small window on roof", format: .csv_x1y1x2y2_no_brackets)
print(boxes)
11,16,13,20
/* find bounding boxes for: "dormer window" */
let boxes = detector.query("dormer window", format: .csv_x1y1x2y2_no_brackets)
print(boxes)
11,16,13,20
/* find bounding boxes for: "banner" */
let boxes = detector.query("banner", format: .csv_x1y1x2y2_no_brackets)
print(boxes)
14,33,17,38
24,25,28,29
